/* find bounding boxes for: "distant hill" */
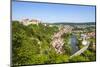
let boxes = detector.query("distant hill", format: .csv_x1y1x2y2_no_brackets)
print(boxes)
43,22,95,25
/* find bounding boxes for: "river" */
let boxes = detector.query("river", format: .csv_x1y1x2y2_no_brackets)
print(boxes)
70,34,79,54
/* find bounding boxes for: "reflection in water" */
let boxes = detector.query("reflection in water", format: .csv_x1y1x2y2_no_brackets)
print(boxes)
70,35,79,54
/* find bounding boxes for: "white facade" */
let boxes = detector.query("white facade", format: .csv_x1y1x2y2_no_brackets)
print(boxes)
21,19,40,26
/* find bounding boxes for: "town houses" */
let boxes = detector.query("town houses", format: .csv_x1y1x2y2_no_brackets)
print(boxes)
87,32,95,38
51,25,73,54
80,32,95,39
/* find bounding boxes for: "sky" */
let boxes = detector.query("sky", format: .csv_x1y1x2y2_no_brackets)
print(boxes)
12,1,96,23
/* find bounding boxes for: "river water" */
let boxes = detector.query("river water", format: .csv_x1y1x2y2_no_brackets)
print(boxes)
70,34,79,54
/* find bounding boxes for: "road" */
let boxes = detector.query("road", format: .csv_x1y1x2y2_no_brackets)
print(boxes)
70,44,90,58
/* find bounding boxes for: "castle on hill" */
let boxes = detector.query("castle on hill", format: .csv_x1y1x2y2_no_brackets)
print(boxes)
21,18,41,26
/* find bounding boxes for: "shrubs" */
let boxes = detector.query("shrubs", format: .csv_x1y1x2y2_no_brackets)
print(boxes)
69,55,89,62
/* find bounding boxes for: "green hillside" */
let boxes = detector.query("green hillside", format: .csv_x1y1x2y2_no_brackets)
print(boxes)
12,21,96,66
12,21,70,66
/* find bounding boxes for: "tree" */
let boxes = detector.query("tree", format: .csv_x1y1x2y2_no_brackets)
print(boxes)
69,55,89,62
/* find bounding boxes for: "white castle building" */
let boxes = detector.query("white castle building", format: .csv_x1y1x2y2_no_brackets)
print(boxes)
21,18,41,26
